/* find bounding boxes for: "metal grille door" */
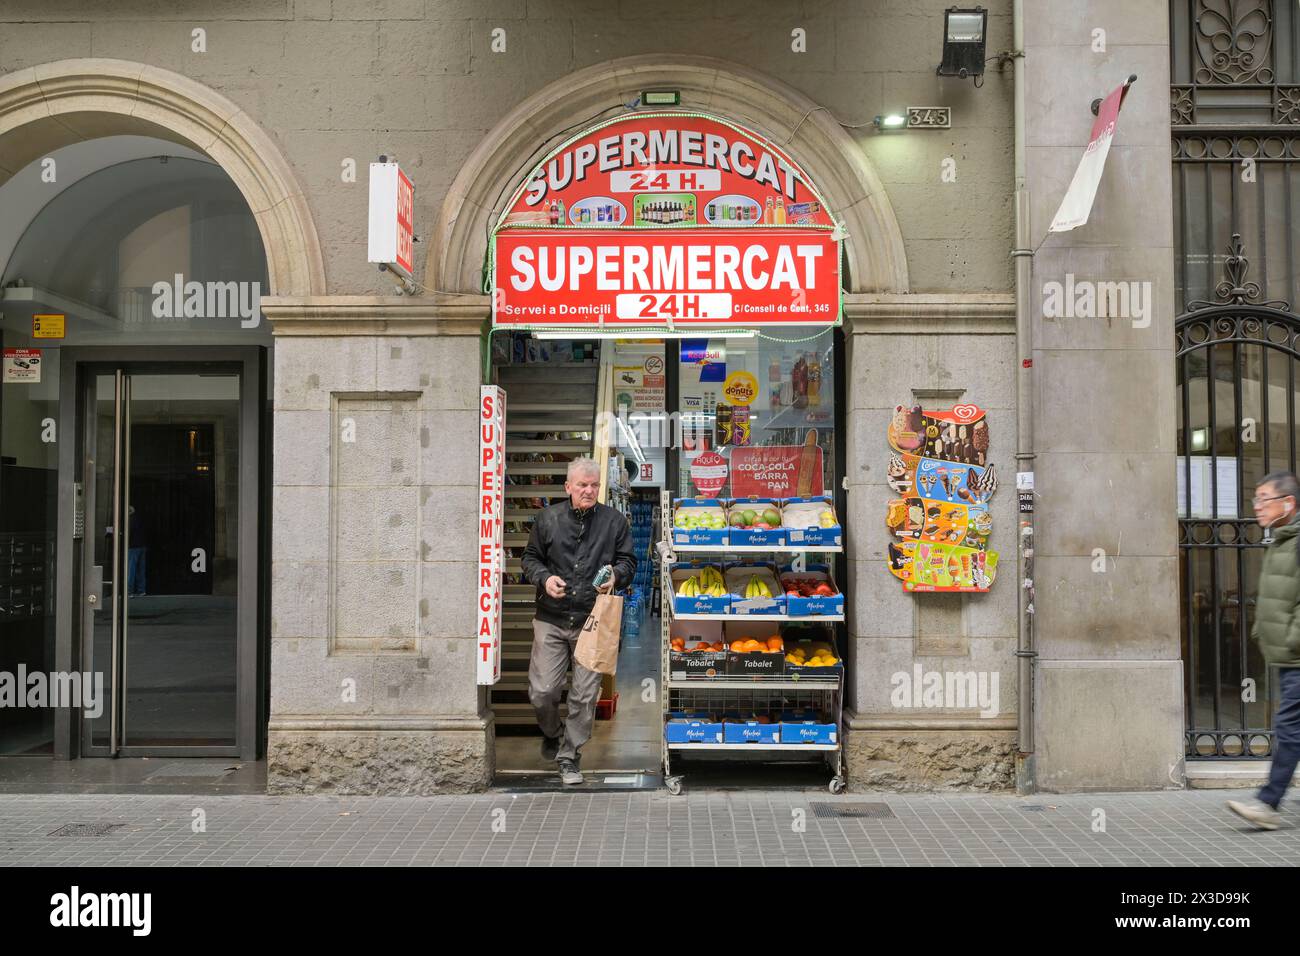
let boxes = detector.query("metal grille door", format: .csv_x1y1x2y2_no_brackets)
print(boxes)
1177,236,1297,758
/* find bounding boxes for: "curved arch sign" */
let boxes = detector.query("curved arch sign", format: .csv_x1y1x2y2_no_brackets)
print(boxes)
491,111,843,329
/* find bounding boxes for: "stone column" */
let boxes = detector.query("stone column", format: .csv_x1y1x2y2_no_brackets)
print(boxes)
1023,4,1183,790
843,294,1019,790
261,296,493,795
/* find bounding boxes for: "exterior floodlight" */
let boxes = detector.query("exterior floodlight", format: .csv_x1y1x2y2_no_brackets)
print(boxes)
874,114,908,130
937,6,988,80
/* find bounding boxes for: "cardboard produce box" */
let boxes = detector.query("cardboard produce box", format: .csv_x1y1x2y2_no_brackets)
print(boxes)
783,637,843,682
665,714,724,743
778,709,838,744
668,620,727,678
671,498,729,546
726,497,787,547
722,714,781,743
782,496,842,548
670,563,730,615
724,564,785,616
723,620,785,676
778,564,845,617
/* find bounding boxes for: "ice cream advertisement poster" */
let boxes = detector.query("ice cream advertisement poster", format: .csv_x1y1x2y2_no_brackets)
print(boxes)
885,402,997,593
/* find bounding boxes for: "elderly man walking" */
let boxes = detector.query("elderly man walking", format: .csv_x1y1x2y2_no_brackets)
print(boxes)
1229,471,1300,829
521,457,636,785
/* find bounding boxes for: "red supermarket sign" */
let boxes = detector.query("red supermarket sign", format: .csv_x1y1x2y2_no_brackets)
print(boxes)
477,386,506,685
494,229,839,326
500,112,835,228
491,111,842,329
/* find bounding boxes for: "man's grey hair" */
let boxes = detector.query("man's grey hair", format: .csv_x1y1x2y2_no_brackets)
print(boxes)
1260,470,1300,503
567,456,601,481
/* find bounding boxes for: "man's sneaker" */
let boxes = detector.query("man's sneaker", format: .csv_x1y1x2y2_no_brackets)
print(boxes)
540,734,562,762
1227,798,1282,830
558,759,583,786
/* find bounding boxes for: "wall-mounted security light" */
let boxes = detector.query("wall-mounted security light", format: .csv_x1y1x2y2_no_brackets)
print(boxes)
936,6,988,81
641,90,681,107
874,113,908,131
1191,428,1209,452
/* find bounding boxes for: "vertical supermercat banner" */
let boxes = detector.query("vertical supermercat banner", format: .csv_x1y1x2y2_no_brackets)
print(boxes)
490,111,843,329
477,386,506,685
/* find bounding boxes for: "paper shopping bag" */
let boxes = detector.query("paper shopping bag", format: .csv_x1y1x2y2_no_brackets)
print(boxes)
575,593,623,676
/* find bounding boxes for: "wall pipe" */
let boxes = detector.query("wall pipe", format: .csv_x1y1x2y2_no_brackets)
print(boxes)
1011,0,1037,793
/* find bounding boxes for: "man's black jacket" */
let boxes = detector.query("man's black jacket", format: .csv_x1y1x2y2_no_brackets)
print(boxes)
521,501,637,629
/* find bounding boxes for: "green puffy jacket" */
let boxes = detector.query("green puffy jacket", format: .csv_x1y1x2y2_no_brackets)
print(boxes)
1252,517,1300,667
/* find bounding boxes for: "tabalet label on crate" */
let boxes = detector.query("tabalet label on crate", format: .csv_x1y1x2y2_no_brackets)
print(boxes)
724,651,783,675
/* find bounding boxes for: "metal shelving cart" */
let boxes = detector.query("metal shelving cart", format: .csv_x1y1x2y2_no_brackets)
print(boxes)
658,490,846,795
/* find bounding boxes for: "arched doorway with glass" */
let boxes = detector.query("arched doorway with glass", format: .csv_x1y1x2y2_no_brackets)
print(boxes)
1176,237,1300,760
0,137,269,758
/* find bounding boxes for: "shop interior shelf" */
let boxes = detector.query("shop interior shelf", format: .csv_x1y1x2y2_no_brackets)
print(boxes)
671,612,845,622
666,743,839,751
671,544,842,553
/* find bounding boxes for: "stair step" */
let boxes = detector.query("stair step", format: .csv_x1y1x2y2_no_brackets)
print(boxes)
503,485,566,497
491,702,568,723
507,440,593,453
509,405,595,416
506,421,593,433
496,365,599,385
505,464,574,476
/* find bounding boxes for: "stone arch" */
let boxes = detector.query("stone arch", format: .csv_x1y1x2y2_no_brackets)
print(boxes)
429,54,908,296
0,58,325,296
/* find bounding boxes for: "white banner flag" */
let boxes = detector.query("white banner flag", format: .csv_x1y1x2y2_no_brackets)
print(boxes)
1049,80,1132,233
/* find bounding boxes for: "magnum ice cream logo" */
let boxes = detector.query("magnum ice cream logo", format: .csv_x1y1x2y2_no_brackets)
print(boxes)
886,403,998,593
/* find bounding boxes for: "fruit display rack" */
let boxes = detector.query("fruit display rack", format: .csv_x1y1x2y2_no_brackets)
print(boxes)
657,489,846,795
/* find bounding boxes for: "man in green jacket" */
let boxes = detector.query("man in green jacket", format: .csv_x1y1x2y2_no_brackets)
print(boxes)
1228,471,1300,830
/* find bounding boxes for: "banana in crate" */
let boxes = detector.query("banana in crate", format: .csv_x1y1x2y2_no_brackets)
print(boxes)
723,564,786,616
671,562,730,615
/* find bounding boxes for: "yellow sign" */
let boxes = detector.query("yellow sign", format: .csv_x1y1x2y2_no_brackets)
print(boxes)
722,370,759,407
33,314,65,339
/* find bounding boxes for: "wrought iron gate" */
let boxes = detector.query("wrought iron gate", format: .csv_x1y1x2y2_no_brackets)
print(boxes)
1177,235,1297,758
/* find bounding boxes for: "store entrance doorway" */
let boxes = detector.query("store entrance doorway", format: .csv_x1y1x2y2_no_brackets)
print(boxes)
489,338,665,781
66,350,264,759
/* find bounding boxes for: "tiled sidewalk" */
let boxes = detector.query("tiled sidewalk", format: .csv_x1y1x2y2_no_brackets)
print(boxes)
0,789,1294,867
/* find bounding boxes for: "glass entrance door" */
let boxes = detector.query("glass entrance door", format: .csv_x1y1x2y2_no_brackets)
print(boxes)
80,365,245,755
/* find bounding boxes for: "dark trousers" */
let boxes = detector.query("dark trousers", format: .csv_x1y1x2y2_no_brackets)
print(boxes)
1260,666,1300,808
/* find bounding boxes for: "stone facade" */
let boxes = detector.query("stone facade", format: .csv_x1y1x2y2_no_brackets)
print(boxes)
845,729,1017,792
0,1,1186,794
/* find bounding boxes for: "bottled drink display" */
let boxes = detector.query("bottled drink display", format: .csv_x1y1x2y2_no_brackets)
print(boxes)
792,353,808,409
807,350,822,407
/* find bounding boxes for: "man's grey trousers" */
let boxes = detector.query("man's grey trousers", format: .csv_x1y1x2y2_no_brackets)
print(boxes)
528,618,603,763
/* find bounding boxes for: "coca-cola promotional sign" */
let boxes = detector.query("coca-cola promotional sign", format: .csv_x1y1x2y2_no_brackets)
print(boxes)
491,111,842,330
730,445,824,498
